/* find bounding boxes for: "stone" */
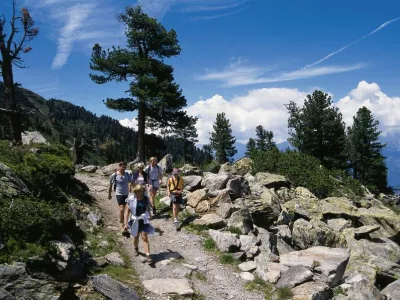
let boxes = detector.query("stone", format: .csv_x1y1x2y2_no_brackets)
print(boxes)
80,165,97,173
216,203,236,219
104,252,125,267
239,235,258,252
279,246,350,287
209,189,232,206
203,173,230,192
327,218,351,232
87,211,101,226
265,263,289,284
159,154,173,173
232,157,253,176
240,272,255,281
180,164,203,176
143,279,194,296
254,172,290,189
226,175,250,199
291,281,331,300
381,279,400,300
276,265,314,289
183,175,203,192
295,186,316,199
352,225,381,239
227,209,254,235
92,274,140,300
98,163,120,176
160,196,171,207
51,239,75,261
238,261,257,272
0,288,13,300
193,214,226,229
275,225,292,244
232,251,246,260
218,163,232,175
195,200,211,213
208,229,240,252
249,189,281,229
276,187,295,203
0,163,30,199
187,189,208,208
21,131,49,145
173,267,193,277
92,257,108,267
344,278,385,300
182,264,198,271
98,241,109,248
248,246,259,256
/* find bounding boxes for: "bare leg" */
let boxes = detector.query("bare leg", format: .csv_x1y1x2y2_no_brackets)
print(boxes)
149,189,156,208
173,203,179,220
141,232,150,255
133,234,140,256
119,204,125,230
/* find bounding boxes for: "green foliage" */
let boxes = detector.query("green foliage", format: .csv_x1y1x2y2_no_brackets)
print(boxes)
203,237,216,251
251,149,363,198
287,90,347,170
0,239,47,264
245,275,274,299
209,112,237,163
276,286,293,300
226,227,243,234
219,253,235,264
202,160,221,173
333,286,345,296
245,138,257,157
347,106,388,193
255,125,277,151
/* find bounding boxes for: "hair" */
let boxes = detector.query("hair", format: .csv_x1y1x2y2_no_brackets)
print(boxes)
137,163,145,169
119,161,127,166
149,157,157,163
132,184,145,192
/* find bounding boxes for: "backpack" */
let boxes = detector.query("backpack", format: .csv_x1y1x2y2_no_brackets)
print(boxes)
110,171,129,192
169,176,181,193
145,164,161,181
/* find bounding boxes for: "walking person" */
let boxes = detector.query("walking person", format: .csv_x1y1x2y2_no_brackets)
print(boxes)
108,161,134,232
167,168,185,228
144,157,163,216
124,184,154,264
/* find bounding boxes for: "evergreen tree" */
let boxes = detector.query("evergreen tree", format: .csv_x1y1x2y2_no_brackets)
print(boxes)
202,144,214,164
255,125,277,151
347,107,388,192
245,138,256,156
287,90,347,170
0,1,39,143
209,112,237,163
89,5,189,162
171,116,198,163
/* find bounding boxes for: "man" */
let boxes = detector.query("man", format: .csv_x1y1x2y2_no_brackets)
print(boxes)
167,168,184,228
108,161,134,232
144,157,163,215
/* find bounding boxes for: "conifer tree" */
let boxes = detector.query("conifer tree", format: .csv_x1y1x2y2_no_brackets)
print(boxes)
287,90,347,170
209,112,237,163
172,116,198,163
347,106,388,192
255,125,277,151
245,138,256,156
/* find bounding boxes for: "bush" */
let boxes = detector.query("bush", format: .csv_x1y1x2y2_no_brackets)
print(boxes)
202,160,221,173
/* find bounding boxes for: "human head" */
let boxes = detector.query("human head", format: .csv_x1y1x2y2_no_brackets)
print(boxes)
150,157,157,166
132,184,145,195
119,161,127,171
137,163,144,171
172,168,180,177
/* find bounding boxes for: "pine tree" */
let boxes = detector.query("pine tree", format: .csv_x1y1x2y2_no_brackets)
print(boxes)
347,107,388,192
209,112,237,163
255,125,277,151
172,116,198,163
245,138,256,156
287,90,347,170
89,5,190,162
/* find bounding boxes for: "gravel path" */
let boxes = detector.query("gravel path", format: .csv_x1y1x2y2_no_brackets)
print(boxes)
76,173,265,300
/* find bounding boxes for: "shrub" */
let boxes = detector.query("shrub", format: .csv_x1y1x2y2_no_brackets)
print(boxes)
202,160,221,173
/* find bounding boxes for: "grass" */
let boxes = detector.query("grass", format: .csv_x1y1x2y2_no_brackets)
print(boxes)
154,194,168,209
170,293,206,300
226,227,243,235
276,286,293,300
245,276,274,300
192,271,207,281
203,237,216,251
0,240,48,264
185,224,209,235
219,253,236,265
333,286,345,296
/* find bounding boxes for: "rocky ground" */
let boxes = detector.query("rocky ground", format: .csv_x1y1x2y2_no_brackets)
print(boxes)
76,172,265,300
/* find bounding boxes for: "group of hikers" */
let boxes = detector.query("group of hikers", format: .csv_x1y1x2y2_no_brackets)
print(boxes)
107,157,184,264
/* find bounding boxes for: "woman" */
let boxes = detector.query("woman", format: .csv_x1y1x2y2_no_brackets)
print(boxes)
124,184,154,264
132,163,148,186
108,161,133,232
144,157,163,216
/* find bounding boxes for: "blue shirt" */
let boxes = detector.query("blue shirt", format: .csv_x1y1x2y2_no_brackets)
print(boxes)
111,172,133,195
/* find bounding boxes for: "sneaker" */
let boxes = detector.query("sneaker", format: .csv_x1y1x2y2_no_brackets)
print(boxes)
146,255,153,265
134,247,139,256
174,220,180,228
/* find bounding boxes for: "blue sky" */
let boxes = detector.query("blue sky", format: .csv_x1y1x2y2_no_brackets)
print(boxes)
1,0,400,146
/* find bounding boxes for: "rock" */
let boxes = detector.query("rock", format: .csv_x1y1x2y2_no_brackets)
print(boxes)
208,229,240,252
87,212,101,226
279,246,350,287
247,246,259,256
276,265,314,288
239,235,258,252
143,278,194,296
193,214,226,229
0,163,30,199
265,263,289,284
295,186,316,199
180,164,203,176
232,157,253,176
183,175,203,192
51,238,75,261
195,200,211,213
203,173,230,192
216,203,236,219
160,196,171,207
274,225,292,245
381,279,400,300
98,241,109,248
327,218,351,232
159,154,173,173
276,187,295,202
0,288,13,300
352,225,381,239
344,278,385,300
257,228,272,253
249,189,281,229
187,189,208,208
254,172,290,189
97,162,119,176
104,252,125,267
226,176,250,199
21,131,48,145
291,281,331,300
218,163,232,175
92,274,140,299
209,189,232,206
92,257,108,268
173,267,193,277
227,209,254,234
276,237,294,255
240,272,255,281
238,261,257,272
233,252,246,261
182,264,198,271
80,165,97,173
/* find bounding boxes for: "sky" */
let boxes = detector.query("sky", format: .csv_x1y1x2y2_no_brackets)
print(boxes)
1,0,400,146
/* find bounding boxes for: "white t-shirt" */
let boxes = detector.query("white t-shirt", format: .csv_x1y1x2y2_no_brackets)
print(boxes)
145,164,163,188
135,174,145,185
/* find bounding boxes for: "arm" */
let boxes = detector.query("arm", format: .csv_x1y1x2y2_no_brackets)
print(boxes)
123,204,130,230
108,175,113,200
167,178,170,196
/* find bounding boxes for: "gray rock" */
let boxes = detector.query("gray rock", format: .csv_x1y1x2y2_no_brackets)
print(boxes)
91,274,140,300
327,218,351,232
238,261,257,272
98,241,109,248
276,265,313,288
193,214,226,229
21,131,48,145
239,235,258,252
51,239,75,261
216,203,236,219
180,164,203,176
186,188,208,208
353,225,381,239
104,252,125,267
203,173,230,192
276,187,295,203
227,209,254,235
254,172,290,189
291,281,331,300
0,288,14,300
381,279,400,300
218,163,232,175
143,278,194,295
87,211,101,226
232,157,253,176
0,163,30,199
173,267,193,277
183,175,203,192
159,154,173,173
240,272,255,281
344,278,385,300
226,175,250,199
208,229,240,252
80,165,97,173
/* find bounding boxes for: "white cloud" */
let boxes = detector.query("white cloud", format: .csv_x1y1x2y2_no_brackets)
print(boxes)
197,58,364,87
336,81,400,134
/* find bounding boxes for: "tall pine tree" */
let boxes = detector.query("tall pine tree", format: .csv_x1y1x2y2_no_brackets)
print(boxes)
89,5,189,162
209,112,237,163
255,125,277,151
287,90,347,170
347,106,388,192
245,138,256,156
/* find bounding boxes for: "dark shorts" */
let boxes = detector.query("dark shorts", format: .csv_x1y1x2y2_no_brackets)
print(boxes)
116,195,128,206
170,194,183,205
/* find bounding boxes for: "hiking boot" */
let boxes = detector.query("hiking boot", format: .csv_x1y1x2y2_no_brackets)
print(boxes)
174,220,180,228
152,206,157,215
134,247,139,256
146,255,153,265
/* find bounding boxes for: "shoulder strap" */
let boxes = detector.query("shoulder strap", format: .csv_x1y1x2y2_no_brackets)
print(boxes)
170,176,180,191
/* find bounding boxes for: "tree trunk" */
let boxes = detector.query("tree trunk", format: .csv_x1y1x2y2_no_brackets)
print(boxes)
1,57,22,144
136,101,146,162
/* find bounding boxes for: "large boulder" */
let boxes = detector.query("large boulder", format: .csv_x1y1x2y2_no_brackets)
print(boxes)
143,278,194,296
21,131,48,145
226,175,250,199
180,164,203,176
291,282,331,300
0,163,30,199
381,279,400,300
276,265,314,288
97,162,119,176
208,229,240,252
203,173,230,192
186,189,208,208
247,189,281,229
254,172,290,189
227,209,254,234
183,175,203,192
193,214,226,229
92,274,140,299
218,163,232,175
232,157,253,176
80,165,98,173
159,154,173,173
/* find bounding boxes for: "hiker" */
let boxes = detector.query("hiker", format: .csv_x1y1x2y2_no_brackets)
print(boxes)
144,157,163,216
108,161,134,232
124,184,154,264
167,168,185,228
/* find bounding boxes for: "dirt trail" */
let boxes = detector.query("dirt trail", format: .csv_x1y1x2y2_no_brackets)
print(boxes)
76,173,264,300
